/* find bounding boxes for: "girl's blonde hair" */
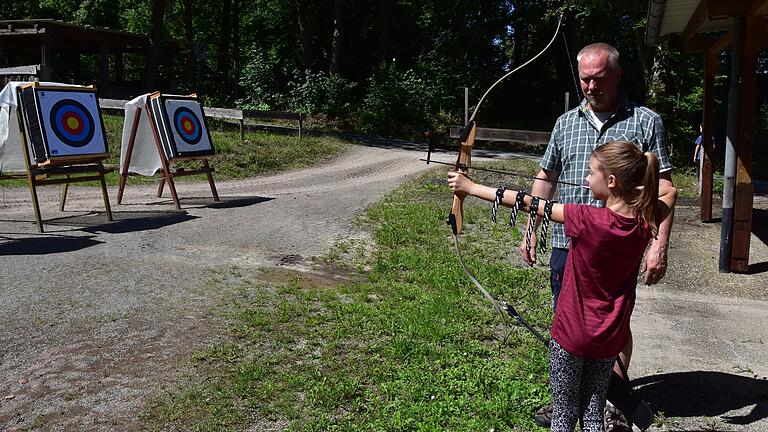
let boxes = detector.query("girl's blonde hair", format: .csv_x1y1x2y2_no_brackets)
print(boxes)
592,141,660,235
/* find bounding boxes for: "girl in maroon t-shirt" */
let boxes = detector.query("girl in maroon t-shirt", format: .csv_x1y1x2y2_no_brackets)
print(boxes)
448,141,675,431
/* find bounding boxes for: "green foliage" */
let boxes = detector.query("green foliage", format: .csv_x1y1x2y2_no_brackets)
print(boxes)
237,50,287,110
355,62,452,137
5,0,766,178
285,70,357,117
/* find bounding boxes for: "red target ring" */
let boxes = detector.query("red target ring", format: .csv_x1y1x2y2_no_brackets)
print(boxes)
49,99,95,147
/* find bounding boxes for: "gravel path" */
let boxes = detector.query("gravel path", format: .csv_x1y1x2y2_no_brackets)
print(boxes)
1,144,766,431
0,144,430,431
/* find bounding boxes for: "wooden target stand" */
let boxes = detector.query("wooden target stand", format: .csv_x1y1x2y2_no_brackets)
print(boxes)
13,85,113,233
116,96,219,209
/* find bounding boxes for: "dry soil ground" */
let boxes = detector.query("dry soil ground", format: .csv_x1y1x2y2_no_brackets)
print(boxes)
0,143,766,431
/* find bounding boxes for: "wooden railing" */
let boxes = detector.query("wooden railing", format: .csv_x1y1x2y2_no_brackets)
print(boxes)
448,125,550,146
98,98,304,141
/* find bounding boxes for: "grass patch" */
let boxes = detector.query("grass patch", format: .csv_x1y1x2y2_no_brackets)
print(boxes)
146,163,555,431
1,114,346,187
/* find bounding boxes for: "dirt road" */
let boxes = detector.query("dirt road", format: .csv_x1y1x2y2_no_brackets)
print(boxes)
1,144,766,431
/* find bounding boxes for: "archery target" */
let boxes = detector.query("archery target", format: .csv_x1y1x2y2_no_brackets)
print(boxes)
164,99,213,155
37,90,107,158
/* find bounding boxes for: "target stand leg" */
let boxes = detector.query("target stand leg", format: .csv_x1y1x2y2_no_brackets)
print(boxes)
28,175,45,233
59,178,69,211
99,172,113,222
203,159,219,201
157,177,166,198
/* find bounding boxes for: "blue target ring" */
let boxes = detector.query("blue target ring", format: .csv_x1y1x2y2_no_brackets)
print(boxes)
173,107,202,145
49,100,95,147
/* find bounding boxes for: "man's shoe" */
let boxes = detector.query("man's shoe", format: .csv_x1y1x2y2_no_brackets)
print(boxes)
604,403,632,432
534,403,552,428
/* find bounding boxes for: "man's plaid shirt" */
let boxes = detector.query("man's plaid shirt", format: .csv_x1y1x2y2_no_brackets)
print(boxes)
541,97,672,249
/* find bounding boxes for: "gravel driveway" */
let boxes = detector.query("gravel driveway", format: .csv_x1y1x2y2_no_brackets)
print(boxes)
1,143,767,431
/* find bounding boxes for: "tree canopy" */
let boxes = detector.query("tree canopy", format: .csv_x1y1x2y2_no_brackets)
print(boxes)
3,0,767,171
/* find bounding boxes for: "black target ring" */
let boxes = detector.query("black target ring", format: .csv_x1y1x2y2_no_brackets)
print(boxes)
173,106,203,145
49,99,95,148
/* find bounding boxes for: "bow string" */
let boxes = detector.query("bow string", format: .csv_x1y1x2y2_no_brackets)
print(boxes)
444,14,564,338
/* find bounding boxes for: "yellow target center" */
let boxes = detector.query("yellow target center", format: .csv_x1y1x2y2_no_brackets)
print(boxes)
67,117,81,130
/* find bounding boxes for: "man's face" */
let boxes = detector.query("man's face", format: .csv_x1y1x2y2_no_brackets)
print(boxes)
578,51,622,112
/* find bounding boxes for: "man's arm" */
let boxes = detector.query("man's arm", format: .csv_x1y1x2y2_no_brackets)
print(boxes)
520,168,559,266
642,171,677,285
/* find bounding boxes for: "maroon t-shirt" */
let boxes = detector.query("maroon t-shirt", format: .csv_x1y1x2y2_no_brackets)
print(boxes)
550,204,652,359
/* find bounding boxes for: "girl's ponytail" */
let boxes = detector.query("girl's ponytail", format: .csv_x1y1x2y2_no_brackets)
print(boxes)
636,152,659,235
591,141,661,235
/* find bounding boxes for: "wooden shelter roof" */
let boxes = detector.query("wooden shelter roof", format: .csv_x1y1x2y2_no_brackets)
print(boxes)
645,0,768,50
0,19,151,54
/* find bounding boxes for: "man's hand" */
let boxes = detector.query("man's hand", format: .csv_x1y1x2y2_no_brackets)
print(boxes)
520,229,538,267
641,240,667,285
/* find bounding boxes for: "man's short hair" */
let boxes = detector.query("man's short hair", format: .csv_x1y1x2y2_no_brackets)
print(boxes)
577,43,621,70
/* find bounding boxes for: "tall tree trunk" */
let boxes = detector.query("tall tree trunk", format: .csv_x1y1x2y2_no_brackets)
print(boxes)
377,0,391,62
146,0,167,90
217,0,234,80
296,0,312,69
231,0,243,78
329,0,343,76
183,0,195,89
633,0,652,97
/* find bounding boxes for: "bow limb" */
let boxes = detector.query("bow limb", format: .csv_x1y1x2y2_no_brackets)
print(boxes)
447,120,477,235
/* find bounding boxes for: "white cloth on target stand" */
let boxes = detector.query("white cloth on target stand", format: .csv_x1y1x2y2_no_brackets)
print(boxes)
119,93,164,177
0,81,83,173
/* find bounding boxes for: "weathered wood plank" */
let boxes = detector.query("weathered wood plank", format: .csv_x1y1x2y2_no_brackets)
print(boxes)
99,98,127,110
448,126,550,145
204,106,243,120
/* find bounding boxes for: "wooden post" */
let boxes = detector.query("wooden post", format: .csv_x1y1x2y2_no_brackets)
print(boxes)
700,47,716,222
299,114,304,138
39,32,52,81
564,92,570,113
239,119,244,142
99,41,110,94
731,13,760,273
115,51,125,83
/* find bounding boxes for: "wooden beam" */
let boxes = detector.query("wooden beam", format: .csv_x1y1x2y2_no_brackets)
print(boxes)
731,13,761,273
683,0,709,41
448,126,550,145
750,0,768,16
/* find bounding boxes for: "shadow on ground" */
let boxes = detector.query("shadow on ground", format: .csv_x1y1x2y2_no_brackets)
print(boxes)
0,234,102,255
143,195,273,209
635,371,768,426
41,210,199,234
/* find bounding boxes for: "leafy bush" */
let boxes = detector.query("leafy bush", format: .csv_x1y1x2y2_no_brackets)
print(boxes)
355,61,453,137
237,50,288,110
285,70,357,117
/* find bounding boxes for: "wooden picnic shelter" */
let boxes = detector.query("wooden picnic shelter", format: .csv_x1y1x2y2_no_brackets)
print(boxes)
645,0,768,273
0,19,176,98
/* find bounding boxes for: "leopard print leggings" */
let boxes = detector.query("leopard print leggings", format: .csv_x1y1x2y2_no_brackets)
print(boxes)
548,339,614,432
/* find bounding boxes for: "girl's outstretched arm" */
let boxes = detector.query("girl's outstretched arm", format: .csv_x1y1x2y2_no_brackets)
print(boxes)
447,171,564,223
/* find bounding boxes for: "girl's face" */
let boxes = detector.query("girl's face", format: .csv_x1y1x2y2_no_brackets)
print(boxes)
586,156,611,200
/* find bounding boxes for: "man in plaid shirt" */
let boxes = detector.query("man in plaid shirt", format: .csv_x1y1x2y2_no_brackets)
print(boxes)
527,43,677,431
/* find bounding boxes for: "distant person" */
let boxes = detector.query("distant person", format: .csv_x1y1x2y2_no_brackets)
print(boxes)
448,141,676,432
693,124,715,180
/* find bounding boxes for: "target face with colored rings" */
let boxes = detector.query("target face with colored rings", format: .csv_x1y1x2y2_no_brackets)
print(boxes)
173,107,203,145
49,99,96,147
